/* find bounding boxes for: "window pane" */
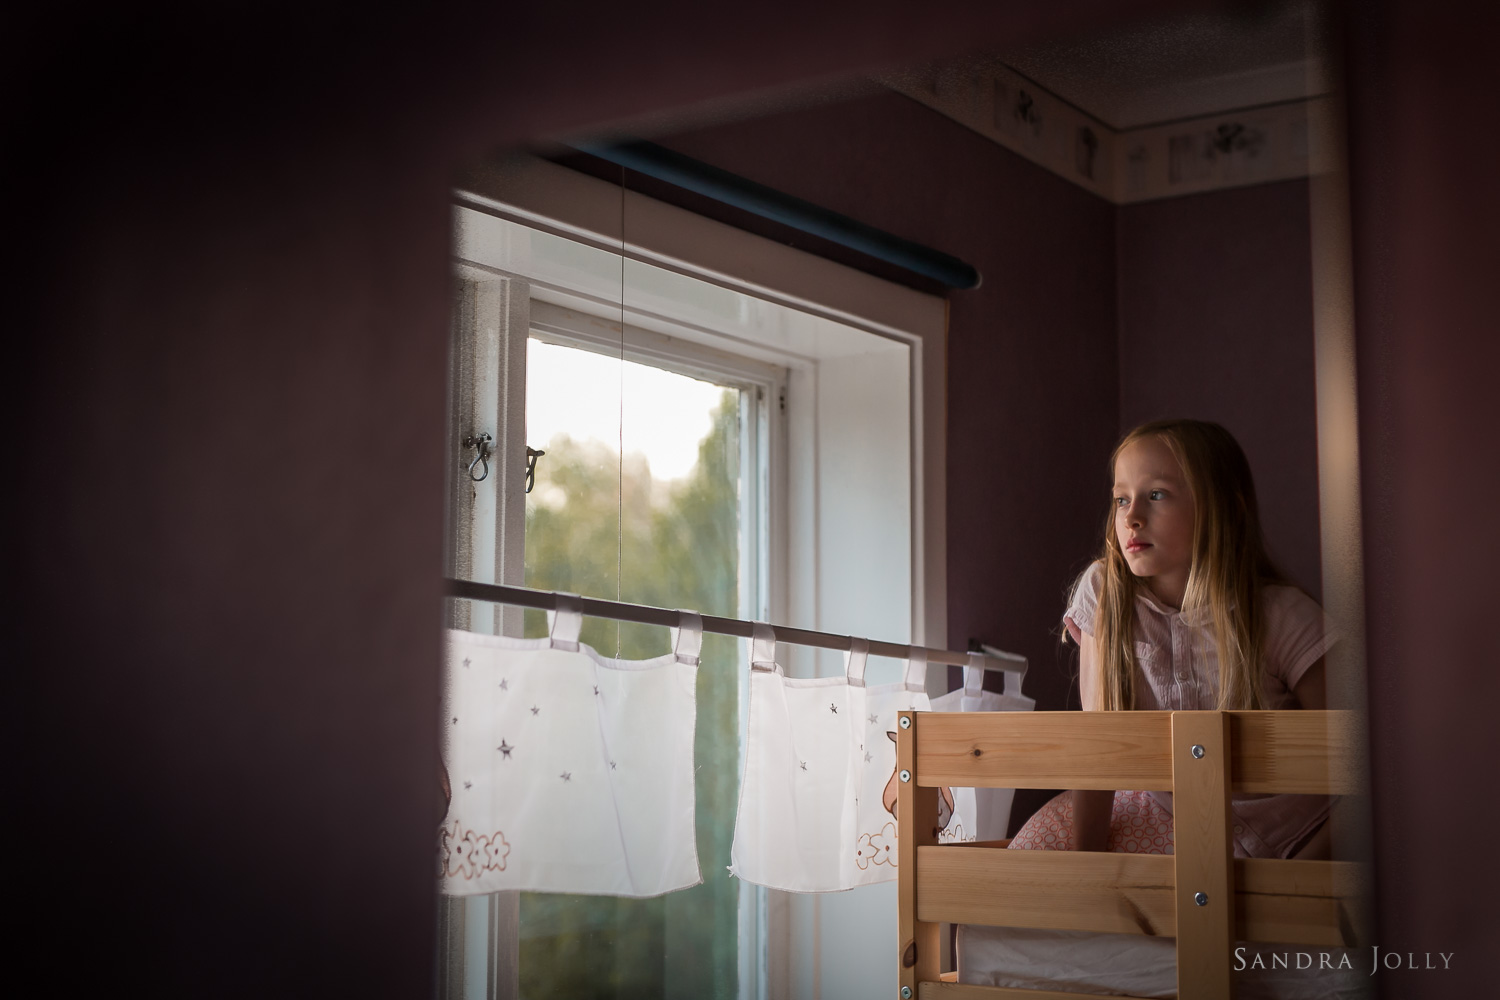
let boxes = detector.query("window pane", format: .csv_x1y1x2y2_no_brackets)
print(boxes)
520,338,743,999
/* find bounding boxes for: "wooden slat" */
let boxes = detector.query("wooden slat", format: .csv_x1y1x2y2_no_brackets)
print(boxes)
1229,711,1361,794
1236,858,1367,900
1171,712,1234,999
913,711,1175,790
1236,858,1370,948
899,711,942,1000
916,848,1361,946
918,982,1155,1000
1238,892,1354,948
916,847,1176,936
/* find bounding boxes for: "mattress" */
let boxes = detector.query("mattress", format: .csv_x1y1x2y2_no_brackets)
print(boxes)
957,925,1367,999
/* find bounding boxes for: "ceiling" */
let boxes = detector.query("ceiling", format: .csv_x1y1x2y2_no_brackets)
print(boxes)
998,0,1332,131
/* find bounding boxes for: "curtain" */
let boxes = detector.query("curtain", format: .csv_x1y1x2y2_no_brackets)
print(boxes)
729,630,938,891
439,601,703,897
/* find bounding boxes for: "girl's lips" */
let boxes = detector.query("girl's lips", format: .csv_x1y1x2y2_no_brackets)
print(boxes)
1126,540,1151,553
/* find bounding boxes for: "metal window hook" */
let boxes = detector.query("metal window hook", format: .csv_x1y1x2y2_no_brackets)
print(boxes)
463,433,492,483
525,447,545,494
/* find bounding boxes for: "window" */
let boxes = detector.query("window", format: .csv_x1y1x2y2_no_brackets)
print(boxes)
515,329,769,1000
441,156,947,999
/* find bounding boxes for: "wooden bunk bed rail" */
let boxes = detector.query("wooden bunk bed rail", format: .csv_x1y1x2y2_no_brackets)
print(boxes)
896,709,1365,1000
910,710,1360,794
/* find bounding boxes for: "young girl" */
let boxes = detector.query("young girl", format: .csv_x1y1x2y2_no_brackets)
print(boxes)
1010,419,1334,859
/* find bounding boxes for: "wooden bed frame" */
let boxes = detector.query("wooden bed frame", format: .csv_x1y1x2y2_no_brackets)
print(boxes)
895,709,1366,999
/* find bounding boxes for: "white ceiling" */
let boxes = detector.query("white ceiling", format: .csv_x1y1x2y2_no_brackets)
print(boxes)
999,1,1332,131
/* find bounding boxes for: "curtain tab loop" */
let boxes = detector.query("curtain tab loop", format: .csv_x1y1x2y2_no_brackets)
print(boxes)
671,611,703,666
548,593,582,651
844,637,870,687
903,645,927,692
750,623,777,671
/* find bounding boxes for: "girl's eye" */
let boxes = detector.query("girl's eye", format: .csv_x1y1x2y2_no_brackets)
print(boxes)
1149,489,1165,501
1113,496,1127,507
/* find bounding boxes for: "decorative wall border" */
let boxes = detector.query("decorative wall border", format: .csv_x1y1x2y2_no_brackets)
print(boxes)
879,61,1336,204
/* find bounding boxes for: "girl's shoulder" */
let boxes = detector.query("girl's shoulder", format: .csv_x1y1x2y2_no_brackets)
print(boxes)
1070,559,1106,607
1258,583,1337,685
1062,560,1107,640
1260,582,1326,625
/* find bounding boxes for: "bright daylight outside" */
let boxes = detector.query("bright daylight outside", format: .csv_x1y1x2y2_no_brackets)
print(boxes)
518,338,744,999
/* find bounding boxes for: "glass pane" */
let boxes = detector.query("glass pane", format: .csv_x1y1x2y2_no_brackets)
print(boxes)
519,338,743,1000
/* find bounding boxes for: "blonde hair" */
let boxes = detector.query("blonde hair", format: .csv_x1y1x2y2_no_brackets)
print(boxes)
1082,419,1284,711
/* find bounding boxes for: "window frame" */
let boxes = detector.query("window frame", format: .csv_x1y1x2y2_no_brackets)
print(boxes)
454,155,948,673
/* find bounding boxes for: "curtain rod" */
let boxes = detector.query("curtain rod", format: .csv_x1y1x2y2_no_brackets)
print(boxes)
445,578,1025,674
570,139,983,291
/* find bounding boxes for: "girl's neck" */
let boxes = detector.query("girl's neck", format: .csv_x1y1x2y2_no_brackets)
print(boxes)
1142,574,1187,611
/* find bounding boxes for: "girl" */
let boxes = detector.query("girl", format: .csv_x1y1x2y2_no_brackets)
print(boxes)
1010,419,1335,859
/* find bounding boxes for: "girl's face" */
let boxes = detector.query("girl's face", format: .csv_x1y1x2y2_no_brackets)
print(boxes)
1113,434,1196,609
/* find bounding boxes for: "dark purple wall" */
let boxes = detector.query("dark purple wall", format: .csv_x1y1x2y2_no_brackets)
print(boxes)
1345,2,1499,995
1117,180,1323,598
655,93,1121,829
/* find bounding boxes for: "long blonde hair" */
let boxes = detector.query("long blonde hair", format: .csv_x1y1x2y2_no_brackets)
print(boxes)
1084,419,1284,711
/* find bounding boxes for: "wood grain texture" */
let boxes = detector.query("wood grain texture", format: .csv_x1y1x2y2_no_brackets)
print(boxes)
899,711,942,997
1235,858,1370,948
1171,712,1234,998
900,711,1367,998
1228,710,1361,794
913,711,1174,790
1238,892,1351,948
916,846,1175,935
1236,857,1367,900
916,847,1363,946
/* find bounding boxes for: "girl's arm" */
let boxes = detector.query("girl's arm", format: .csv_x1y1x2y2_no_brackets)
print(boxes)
1072,630,1113,851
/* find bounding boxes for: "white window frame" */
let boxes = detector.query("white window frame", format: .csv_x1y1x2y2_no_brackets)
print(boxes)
447,154,949,1000
455,154,949,669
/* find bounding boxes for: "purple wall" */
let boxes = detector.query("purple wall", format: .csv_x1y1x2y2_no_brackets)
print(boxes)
1345,2,1499,994
1117,180,1322,598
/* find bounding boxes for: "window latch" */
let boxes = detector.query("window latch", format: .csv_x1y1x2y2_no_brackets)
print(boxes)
525,447,545,494
463,433,492,483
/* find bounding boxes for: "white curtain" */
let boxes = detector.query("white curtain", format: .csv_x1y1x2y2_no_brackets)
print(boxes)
929,652,1036,843
729,629,938,892
438,600,702,898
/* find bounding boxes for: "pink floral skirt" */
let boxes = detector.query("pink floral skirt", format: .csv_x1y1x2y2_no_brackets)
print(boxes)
1008,790,1174,854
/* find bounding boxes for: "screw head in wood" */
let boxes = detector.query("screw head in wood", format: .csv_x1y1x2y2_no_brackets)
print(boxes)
1195,891,1208,906
899,716,911,729
899,769,911,783
1191,744,1205,759
902,988,912,998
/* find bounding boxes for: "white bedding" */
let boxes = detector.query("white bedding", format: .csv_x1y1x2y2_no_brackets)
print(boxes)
957,925,1366,999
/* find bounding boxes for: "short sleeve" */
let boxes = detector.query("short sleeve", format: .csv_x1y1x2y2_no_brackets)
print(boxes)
1262,586,1338,691
1063,562,1104,644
